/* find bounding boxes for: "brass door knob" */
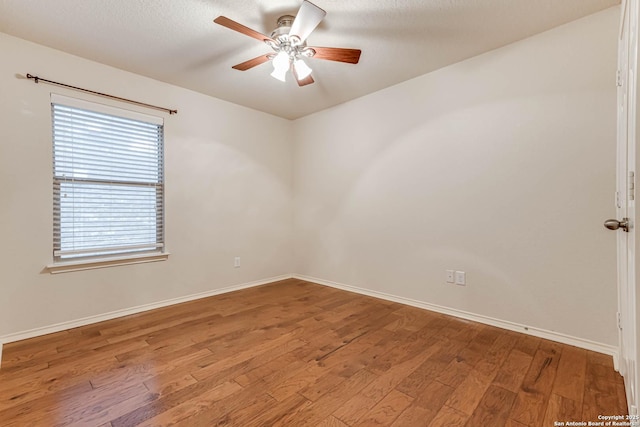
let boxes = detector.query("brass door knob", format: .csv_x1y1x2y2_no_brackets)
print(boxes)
604,218,630,232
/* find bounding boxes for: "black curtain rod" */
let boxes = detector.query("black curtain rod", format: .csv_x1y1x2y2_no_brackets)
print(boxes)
26,73,178,115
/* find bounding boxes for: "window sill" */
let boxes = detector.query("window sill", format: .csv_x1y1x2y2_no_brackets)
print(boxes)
46,252,170,274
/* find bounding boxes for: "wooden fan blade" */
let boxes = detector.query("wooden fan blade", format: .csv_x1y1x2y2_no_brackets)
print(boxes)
214,16,274,43
289,1,326,43
293,68,314,87
232,54,272,71
310,47,361,64
297,74,315,86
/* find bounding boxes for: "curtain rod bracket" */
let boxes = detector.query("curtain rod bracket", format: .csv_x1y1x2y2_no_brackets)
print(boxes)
25,73,177,115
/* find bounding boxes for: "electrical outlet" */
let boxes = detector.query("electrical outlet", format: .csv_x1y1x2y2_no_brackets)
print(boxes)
234,257,241,268
455,271,466,286
446,270,455,283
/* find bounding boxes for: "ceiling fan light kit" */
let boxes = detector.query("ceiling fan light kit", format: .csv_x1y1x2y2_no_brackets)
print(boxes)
266,14,316,83
270,51,290,82
213,0,361,87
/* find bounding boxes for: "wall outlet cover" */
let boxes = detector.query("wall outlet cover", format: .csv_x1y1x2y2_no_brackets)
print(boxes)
446,270,455,283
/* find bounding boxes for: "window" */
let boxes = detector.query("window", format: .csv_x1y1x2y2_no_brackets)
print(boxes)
51,94,165,266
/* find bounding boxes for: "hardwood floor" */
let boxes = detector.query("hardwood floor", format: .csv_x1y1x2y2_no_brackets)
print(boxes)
0,278,627,426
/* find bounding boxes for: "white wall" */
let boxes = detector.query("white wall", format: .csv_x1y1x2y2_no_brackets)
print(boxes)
0,33,293,338
293,8,619,346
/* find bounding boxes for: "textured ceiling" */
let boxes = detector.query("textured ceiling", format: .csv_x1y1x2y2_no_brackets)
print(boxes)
0,0,620,120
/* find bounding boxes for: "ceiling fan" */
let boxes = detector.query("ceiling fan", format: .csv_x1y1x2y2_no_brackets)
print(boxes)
213,0,361,87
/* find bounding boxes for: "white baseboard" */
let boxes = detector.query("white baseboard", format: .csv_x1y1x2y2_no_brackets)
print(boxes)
294,274,620,368
0,273,620,372
0,274,293,353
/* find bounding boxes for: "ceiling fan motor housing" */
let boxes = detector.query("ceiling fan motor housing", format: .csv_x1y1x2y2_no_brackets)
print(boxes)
267,15,315,59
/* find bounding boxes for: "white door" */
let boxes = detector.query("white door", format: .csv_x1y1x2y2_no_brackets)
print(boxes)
614,0,638,414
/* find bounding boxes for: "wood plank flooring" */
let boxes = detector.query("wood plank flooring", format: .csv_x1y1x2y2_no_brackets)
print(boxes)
0,278,627,426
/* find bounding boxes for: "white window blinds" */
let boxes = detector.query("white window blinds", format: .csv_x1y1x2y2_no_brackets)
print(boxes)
52,95,165,261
